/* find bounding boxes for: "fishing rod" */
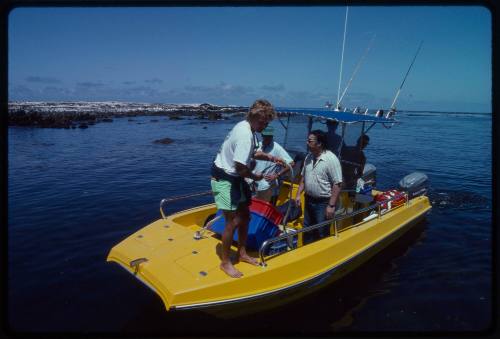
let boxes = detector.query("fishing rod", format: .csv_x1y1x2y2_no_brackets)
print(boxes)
390,40,423,111
337,34,376,108
336,6,349,111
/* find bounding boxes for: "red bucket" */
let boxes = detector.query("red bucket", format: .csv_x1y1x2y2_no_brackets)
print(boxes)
249,198,283,225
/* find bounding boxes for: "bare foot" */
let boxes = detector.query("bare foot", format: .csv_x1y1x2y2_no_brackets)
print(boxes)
220,262,243,278
238,253,260,266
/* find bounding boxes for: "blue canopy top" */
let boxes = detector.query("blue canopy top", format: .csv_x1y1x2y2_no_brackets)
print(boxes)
276,108,396,124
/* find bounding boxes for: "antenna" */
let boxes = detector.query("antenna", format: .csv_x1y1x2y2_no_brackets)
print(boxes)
336,6,349,110
337,33,376,108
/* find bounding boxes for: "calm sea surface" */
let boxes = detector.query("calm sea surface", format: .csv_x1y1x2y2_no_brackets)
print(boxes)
7,111,493,334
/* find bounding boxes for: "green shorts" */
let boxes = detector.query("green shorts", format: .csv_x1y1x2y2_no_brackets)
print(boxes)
211,178,250,211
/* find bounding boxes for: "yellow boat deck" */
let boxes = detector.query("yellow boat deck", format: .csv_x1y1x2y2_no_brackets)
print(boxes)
107,182,431,311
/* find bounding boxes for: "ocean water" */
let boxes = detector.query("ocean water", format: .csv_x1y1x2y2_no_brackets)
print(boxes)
7,111,493,334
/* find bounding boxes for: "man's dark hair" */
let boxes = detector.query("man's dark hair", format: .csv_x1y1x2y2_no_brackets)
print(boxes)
357,134,370,146
310,130,327,149
326,120,338,127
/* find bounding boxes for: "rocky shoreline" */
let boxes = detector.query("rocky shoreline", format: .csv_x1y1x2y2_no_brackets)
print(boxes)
8,102,248,129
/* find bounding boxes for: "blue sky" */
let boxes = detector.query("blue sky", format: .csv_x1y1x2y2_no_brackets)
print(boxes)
8,6,491,112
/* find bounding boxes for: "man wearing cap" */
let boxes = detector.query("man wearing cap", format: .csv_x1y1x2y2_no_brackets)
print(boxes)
253,126,294,204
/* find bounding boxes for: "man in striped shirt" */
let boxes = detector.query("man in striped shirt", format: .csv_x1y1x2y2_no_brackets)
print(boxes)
295,130,343,243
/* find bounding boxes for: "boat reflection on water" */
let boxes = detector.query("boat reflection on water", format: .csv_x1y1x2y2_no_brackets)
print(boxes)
322,219,428,331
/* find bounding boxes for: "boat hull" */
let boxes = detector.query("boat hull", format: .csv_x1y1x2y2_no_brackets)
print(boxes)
175,207,428,318
208,221,427,318
107,195,431,314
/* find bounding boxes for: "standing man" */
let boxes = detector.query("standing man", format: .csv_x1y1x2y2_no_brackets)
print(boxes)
253,126,294,204
211,99,285,278
294,130,343,243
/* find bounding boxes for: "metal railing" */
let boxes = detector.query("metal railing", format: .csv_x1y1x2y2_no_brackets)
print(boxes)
276,163,294,233
258,191,409,266
160,190,213,219
157,172,411,266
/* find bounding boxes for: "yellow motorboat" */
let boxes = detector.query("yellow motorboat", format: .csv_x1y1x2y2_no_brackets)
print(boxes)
107,108,432,314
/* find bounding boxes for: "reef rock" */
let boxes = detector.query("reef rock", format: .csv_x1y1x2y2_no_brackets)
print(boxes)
153,137,174,145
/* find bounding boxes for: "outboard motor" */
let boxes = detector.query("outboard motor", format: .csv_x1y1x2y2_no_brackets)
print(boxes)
398,172,429,199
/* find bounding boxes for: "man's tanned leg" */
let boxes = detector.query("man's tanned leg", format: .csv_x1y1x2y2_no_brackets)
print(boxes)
236,205,259,266
220,210,243,278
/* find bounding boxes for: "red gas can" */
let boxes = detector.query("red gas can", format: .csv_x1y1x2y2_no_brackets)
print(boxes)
375,189,407,210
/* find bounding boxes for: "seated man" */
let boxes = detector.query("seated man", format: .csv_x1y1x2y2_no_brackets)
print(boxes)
340,134,370,191
253,126,294,204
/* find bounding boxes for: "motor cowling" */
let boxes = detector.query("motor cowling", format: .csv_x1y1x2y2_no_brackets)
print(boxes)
398,172,429,199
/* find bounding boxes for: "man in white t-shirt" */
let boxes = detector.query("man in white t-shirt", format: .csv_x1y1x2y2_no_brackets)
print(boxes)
253,126,294,204
211,99,285,278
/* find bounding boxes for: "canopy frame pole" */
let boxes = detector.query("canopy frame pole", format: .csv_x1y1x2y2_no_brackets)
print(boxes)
282,113,291,148
305,116,313,150
364,122,377,134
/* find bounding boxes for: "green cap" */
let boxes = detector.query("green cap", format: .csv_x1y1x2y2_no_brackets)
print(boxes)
261,126,274,136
